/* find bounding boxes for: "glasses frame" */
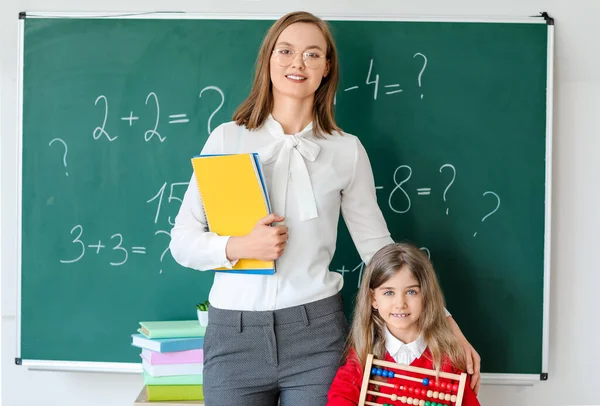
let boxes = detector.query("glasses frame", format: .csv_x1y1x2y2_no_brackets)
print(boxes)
271,48,328,69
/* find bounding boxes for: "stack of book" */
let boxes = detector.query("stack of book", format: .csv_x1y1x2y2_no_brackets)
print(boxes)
191,152,275,274
131,320,206,402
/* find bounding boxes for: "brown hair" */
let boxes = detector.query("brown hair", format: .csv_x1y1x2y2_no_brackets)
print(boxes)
232,11,341,138
345,243,466,374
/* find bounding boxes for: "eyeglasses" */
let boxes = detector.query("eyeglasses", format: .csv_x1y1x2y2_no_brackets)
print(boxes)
272,48,327,69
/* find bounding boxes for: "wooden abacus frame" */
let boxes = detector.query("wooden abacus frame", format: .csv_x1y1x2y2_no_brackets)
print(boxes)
358,354,468,406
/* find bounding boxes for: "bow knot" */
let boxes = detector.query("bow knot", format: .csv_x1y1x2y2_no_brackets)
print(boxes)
256,116,321,221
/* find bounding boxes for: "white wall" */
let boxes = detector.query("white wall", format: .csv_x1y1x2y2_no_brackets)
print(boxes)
2,0,600,405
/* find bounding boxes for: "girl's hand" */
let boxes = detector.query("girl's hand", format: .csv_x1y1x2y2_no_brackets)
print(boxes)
226,214,288,261
447,316,481,395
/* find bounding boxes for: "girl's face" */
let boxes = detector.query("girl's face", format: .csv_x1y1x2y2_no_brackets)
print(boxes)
269,22,330,104
371,266,423,343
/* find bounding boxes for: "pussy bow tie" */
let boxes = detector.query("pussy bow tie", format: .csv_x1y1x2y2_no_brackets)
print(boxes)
257,117,321,221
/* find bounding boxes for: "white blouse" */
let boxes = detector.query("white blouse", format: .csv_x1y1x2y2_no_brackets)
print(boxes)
169,115,393,311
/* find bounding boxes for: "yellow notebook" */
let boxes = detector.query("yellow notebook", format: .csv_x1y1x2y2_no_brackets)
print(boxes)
191,153,275,274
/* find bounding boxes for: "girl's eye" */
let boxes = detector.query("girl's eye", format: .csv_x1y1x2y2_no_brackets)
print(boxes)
304,52,320,59
407,289,418,295
383,291,394,296
278,49,293,55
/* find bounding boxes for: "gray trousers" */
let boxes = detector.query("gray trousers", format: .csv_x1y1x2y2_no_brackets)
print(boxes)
203,294,348,406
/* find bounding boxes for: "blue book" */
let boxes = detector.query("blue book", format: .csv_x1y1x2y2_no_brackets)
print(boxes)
131,334,204,353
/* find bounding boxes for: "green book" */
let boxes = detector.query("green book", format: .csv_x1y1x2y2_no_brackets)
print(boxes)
138,321,206,339
143,371,203,386
146,385,204,401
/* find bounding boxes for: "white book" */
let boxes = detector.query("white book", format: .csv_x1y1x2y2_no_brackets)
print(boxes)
142,357,203,377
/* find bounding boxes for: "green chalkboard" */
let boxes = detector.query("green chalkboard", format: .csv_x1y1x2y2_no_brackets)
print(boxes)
19,15,551,377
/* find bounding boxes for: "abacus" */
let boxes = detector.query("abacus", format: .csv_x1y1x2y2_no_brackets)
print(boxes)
358,354,467,406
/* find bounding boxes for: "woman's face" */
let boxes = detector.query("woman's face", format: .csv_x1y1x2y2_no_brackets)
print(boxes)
269,22,330,103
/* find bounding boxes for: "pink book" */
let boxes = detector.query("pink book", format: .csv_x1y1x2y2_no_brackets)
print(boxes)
141,348,204,365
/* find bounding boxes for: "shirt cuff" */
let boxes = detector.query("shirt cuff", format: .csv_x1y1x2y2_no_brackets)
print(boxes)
213,235,238,269
444,307,452,318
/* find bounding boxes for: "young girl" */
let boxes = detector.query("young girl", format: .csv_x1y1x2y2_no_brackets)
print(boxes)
327,243,481,406
170,11,479,406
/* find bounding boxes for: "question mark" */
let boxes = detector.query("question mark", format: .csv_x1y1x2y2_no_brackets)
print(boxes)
154,230,171,274
413,52,427,99
49,138,69,176
199,86,225,135
439,164,456,215
473,191,501,237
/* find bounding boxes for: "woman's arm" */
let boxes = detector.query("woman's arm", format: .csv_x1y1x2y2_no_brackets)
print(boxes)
448,316,481,395
169,127,238,270
170,125,288,269
340,137,394,263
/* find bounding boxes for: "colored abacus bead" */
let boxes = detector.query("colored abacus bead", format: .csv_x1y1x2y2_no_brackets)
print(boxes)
445,393,451,401
422,377,429,386
452,384,458,392
425,402,431,406
376,368,383,376
371,367,377,375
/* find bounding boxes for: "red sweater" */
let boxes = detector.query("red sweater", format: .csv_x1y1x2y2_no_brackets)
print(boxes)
327,348,480,406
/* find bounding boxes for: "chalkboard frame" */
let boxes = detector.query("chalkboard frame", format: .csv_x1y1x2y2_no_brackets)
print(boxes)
14,11,554,385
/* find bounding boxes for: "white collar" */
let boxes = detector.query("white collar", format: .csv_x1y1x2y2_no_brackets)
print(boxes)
256,115,320,221
384,326,427,364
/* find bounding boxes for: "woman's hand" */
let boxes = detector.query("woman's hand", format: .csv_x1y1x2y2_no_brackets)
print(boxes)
226,214,288,261
447,316,481,395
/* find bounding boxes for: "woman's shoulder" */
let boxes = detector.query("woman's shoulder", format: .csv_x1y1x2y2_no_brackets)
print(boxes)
317,129,364,156
212,120,245,136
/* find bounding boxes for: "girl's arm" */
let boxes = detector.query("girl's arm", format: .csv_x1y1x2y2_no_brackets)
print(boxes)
327,353,364,406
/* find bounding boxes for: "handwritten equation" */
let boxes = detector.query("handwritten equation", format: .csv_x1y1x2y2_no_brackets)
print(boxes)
380,163,500,227
92,86,225,143
60,225,171,273
336,54,428,104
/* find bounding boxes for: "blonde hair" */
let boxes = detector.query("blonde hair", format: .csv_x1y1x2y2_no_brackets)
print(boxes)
345,243,466,374
232,11,341,138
